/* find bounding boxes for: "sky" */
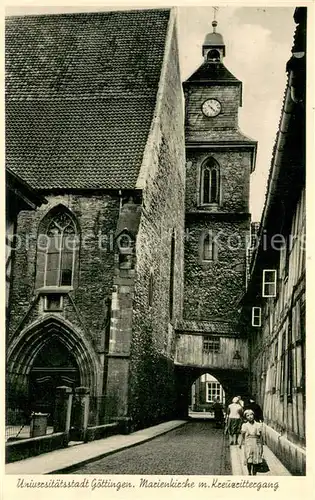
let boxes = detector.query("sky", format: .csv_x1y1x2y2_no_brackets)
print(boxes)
5,3,297,221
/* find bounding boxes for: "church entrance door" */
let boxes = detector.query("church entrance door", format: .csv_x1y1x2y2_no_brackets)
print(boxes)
29,337,80,425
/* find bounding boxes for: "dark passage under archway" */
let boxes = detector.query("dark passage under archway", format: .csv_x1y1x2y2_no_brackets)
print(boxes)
175,366,249,419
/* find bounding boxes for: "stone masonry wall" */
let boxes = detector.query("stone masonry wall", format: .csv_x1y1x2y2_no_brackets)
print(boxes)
8,193,120,394
184,146,251,322
185,149,251,213
184,218,249,321
129,22,186,429
185,84,241,132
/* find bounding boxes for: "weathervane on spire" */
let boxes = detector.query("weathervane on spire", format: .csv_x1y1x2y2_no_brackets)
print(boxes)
212,6,219,33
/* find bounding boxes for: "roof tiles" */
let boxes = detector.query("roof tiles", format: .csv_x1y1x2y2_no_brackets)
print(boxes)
5,9,171,190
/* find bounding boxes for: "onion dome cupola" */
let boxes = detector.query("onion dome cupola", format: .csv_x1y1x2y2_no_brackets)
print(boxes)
202,20,226,63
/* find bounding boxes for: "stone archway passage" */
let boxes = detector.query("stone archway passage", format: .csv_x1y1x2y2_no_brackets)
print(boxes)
190,372,226,412
175,366,249,418
7,315,100,409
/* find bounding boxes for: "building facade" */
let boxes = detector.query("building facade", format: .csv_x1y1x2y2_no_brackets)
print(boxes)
6,8,306,475
243,7,306,475
174,19,256,409
6,9,185,431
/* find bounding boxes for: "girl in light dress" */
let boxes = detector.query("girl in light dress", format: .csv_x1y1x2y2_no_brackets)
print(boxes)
239,409,263,475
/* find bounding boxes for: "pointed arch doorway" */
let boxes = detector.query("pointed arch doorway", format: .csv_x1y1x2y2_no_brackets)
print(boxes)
29,336,80,423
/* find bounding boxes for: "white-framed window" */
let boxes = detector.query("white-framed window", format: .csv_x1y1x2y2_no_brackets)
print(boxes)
262,269,277,298
203,335,220,353
252,307,262,327
206,381,223,403
201,158,220,205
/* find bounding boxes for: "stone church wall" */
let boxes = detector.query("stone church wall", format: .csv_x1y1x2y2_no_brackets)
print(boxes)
185,84,240,132
128,23,186,428
183,148,251,322
185,150,251,213
184,217,249,321
8,193,120,394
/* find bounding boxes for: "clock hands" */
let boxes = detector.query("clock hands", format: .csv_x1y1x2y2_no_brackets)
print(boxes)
202,99,221,116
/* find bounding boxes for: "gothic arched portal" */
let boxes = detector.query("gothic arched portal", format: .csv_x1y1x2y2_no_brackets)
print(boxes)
29,336,80,420
7,315,100,417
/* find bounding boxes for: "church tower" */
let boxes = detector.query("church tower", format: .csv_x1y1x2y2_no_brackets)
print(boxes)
183,19,257,331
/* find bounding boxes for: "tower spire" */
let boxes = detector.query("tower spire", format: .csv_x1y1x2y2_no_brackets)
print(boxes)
202,7,225,62
212,6,218,33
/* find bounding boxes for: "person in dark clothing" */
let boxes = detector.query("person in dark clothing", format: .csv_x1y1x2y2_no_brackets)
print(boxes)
212,397,225,428
244,398,264,422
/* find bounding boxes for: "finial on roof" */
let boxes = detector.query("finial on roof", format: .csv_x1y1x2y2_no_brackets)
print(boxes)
202,6,225,61
212,6,219,32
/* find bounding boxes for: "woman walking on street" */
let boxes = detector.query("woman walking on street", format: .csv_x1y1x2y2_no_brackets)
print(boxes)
239,409,263,475
212,397,224,428
225,396,243,445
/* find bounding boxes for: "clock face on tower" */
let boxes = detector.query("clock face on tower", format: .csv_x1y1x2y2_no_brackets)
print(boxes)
201,99,222,117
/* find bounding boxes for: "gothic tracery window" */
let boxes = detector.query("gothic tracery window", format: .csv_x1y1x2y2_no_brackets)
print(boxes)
36,209,78,289
201,158,220,205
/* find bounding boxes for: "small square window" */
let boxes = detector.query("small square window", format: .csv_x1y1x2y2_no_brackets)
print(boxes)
262,270,277,298
44,294,63,312
252,307,261,327
203,336,220,353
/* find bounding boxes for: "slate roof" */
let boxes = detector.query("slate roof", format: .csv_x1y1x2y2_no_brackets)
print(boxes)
5,9,171,190
184,62,241,85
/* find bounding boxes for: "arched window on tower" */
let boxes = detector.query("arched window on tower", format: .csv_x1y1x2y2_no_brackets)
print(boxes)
201,158,220,205
36,208,78,289
207,49,220,63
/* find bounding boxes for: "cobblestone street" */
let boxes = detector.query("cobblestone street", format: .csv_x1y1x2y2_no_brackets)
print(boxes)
71,421,231,475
